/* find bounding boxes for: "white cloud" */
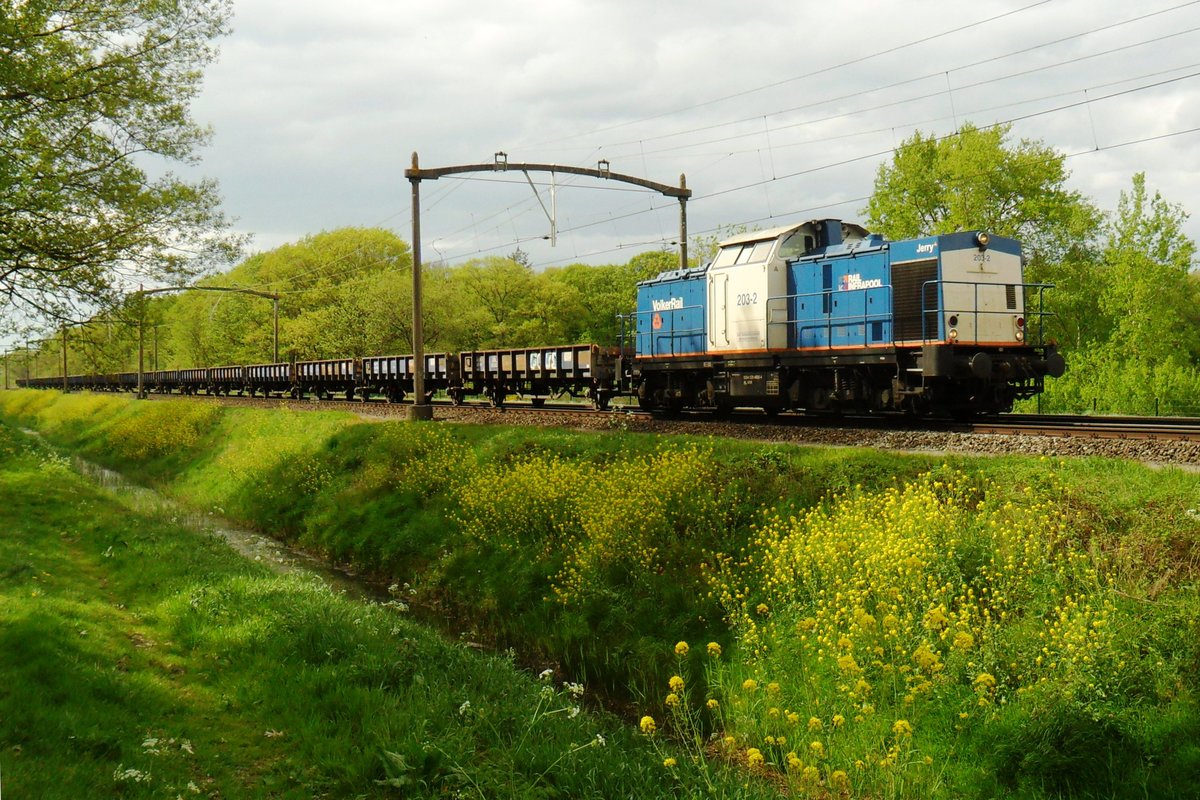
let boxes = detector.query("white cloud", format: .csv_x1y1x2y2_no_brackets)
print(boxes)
182,0,1200,265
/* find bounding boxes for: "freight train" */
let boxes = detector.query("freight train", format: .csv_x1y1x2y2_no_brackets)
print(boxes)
16,218,1065,417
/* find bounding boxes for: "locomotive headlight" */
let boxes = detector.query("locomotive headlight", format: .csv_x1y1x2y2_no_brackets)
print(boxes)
976,232,990,249
1015,330,1025,342
949,328,959,341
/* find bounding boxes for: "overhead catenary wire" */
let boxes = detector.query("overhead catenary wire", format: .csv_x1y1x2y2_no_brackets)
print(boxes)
519,0,1059,149
428,67,1200,266
590,1,1200,156
443,122,1200,269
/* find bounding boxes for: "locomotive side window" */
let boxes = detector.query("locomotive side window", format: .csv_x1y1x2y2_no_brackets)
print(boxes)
749,240,775,263
713,245,742,268
734,245,756,265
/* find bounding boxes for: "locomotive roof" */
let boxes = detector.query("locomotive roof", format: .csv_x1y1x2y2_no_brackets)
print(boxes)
718,220,870,247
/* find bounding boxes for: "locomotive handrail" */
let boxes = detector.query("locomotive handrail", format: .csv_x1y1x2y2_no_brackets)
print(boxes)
632,304,707,357
919,280,1056,346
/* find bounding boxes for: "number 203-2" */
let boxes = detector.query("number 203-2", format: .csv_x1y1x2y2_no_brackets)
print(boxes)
736,292,758,306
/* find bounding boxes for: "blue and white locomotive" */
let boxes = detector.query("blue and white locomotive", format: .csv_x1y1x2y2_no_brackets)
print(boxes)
632,219,1065,416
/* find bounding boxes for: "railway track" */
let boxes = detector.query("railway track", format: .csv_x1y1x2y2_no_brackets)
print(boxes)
970,414,1200,442
139,390,1200,444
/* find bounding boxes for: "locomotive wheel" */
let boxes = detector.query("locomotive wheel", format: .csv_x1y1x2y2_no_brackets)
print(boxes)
449,389,464,406
592,393,610,412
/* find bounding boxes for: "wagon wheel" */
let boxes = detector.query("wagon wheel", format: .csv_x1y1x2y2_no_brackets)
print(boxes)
530,397,546,408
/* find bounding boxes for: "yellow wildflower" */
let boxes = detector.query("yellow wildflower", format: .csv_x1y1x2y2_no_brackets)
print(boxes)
807,716,823,732
668,675,685,693
663,757,677,768
892,719,913,737
706,641,722,658
640,715,656,734
706,698,719,710
664,693,680,708
674,641,689,656
746,747,764,767
742,678,758,692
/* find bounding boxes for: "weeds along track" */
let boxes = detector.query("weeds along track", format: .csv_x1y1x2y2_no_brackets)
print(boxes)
153,393,1200,467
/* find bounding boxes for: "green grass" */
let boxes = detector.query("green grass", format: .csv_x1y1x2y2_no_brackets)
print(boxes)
3,389,1200,799
0,420,780,798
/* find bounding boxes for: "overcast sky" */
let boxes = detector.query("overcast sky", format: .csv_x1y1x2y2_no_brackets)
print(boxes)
184,0,1200,271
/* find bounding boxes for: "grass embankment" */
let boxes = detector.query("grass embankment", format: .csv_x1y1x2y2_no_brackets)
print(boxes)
0,417,784,799
3,389,1200,799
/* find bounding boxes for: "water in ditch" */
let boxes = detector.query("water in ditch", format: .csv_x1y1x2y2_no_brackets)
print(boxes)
61,447,392,604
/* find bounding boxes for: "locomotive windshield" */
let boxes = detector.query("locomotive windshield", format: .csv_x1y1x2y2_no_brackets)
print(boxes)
778,230,814,260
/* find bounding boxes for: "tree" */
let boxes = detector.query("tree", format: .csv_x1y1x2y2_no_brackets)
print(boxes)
0,0,239,325
1097,173,1199,365
863,123,1100,266
863,123,1104,349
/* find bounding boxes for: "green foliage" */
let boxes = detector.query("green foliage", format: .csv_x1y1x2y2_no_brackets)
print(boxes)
2,421,780,799
169,227,415,365
862,123,1100,267
8,393,1200,799
1025,173,1200,414
0,0,240,319
1098,173,1200,365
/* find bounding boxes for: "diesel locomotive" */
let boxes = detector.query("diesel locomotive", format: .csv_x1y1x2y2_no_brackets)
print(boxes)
631,219,1064,416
